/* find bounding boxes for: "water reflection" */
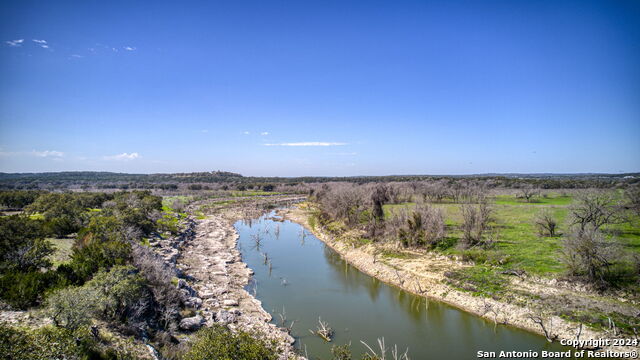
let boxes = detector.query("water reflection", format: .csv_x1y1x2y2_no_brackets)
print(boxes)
235,212,573,360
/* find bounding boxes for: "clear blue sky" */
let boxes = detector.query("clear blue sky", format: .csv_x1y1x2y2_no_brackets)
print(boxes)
1,0,638,176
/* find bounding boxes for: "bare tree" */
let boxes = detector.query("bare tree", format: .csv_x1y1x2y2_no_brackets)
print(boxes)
519,184,540,203
459,199,493,248
390,205,446,248
624,186,640,217
569,192,622,232
534,209,558,237
559,226,618,284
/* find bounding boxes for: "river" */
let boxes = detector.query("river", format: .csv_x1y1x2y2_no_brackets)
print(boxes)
235,211,572,359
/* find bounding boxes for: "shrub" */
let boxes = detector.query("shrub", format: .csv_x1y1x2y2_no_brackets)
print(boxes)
390,205,446,248
0,270,64,309
560,226,619,285
0,215,53,272
46,285,100,330
534,209,558,237
0,190,43,209
0,324,102,360
48,266,150,330
183,324,278,360
86,265,150,325
332,344,353,360
459,200,493,248
64,240,131,284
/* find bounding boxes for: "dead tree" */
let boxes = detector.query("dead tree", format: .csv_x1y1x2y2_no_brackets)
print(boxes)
534,209,558,237
460,199,493,248
569,192,622,233
519,185,540,203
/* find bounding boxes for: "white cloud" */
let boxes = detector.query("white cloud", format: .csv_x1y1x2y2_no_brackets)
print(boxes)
200,129,209,133
243,131,250,135
0,149,64,157
264,142,347,147
124,46,136,51
70,54,83,58
103,152,140,161
6,39,24,47
260,132,270,136
32,39,49,49
32,150,64,157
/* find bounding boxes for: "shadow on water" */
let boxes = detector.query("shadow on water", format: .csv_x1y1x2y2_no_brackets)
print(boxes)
235,211,574,360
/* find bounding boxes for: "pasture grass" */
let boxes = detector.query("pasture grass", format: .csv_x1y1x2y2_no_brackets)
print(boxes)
382,194,640,277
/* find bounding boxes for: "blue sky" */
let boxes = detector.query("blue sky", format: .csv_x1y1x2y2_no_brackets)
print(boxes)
1,0,639,176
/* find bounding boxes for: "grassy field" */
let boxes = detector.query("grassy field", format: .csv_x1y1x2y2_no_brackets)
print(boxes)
48,237,75,268
383,194,640,277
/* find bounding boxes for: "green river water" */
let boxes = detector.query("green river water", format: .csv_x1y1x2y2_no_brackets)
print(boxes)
235,211,574,360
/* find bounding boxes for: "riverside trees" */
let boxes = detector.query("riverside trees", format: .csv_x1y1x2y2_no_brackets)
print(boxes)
0,190,194,359
310,182,639,288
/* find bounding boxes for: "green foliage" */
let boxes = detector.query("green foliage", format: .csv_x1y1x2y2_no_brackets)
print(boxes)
78,215,124,244
104,191,163,237
0,190,43,209
25,193,103,236
47,266,149,331
183,324,279,360
157,213,180,234
558,309,640,336
331,344,353,360
86,265,149,323
0,215,53,272
0,270,65,309
0,324,105,360
61,240,131,284
46,285,100,330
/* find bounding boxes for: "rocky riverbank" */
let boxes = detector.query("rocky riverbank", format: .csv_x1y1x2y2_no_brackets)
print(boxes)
170,195,307,359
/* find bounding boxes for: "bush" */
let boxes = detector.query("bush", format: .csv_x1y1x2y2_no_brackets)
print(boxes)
560,226,619,285
63,240,131,284
0,215,53,272
0,270,64,309
46,285,100,330
0,324,103,360
459,201,493,248
332,344,353,360
0,190,43,209
389,205,446,248
48,266,150,330
534,209,558,237
183,324,278,360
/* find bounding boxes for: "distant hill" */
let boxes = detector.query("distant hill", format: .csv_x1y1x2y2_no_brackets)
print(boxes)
0,171,637,190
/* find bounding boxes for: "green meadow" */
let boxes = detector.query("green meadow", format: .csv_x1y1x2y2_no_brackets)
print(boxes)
384,194,640,276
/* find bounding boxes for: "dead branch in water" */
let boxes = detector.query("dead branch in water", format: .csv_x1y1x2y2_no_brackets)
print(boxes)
413,278,426,295
251,233,262,249
528,313,557,342
394,269,405,286
309,317,333,342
